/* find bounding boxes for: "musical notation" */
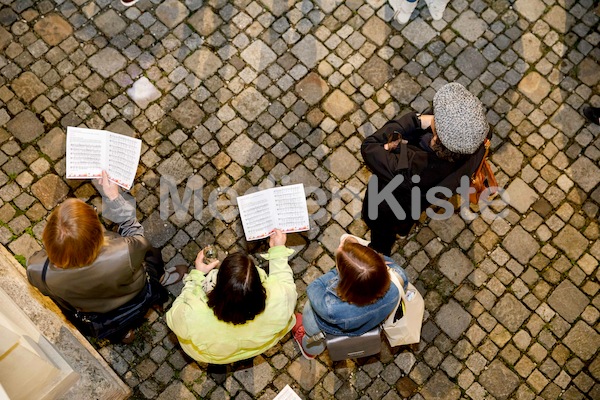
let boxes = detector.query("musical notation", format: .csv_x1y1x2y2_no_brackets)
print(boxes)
66,127,142,190
237,184,310,241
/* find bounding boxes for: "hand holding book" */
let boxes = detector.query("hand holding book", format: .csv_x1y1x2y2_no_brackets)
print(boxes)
269,229,287,247
96,170,119,201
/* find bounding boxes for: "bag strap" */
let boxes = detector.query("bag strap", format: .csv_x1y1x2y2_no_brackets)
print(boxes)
472,138,491,181
40,258,53,294
383,268,406,328
40,258,77,313
483,159,498,188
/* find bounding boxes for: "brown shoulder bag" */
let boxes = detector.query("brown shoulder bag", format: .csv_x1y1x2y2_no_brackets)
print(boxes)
469,139,499,208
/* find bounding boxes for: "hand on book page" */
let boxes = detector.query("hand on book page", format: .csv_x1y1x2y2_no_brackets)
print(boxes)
95,170,119,201
269,229,287,247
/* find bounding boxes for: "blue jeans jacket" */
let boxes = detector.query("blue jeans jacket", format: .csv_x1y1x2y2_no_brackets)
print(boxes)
383,256,409,291
305,260,405,336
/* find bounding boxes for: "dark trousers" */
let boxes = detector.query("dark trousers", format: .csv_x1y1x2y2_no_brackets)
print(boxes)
144,247,165,281
365,218,415,256
362,199,415,256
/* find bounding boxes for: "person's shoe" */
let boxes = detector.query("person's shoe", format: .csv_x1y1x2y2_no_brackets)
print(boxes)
207,364,227,384
389,0,418,24
292,313,315,360
159,265,188,286
425,0,449,20
121,329,136,344
121,0,141,6
582,106,600,125
151,303,164,313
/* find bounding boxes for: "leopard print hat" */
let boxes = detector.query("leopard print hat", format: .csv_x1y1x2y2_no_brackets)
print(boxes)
433,83,489,155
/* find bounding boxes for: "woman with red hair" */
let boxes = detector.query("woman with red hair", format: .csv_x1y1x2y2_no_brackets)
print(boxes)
27,171,186,343
292,235,406,359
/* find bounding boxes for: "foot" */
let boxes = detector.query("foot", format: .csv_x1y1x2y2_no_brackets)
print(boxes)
292,313,315,360
397,231,416,241
120,0,141,6
425,0,449,20
207,364,227,384
151,303,164,313
390,0,418,24
582,106,600,125
121,329,135,344
159,265,188,286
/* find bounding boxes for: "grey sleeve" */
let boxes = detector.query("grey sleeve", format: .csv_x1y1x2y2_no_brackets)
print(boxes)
102,194,144,237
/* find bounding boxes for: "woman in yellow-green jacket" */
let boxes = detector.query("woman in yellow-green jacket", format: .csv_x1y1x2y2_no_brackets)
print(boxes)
166,230,297,364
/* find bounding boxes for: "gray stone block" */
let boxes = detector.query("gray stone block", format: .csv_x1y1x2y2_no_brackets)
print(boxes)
435,300,471,340
547,280,590,323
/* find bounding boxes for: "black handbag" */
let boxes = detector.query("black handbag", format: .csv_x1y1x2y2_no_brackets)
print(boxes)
41,258,167,341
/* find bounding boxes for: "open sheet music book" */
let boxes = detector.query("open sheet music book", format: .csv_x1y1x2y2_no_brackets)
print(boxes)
66,126,142,190
237,184,310,241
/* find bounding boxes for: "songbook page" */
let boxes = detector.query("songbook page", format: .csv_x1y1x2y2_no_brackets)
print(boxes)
272,184,310,234
66,126,142,190
66,127,106,180
273,385,302,400
237,190,276,241
107,133,142,190
237,184,309,241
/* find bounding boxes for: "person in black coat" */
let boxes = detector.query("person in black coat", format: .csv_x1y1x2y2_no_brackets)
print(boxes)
361,83,490,255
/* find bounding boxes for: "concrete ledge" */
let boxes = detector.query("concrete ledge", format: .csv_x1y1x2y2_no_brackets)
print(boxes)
0,288,79,399
0,245,131,400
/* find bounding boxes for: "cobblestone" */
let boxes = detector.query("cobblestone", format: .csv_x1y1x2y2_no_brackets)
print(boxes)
563,321,599,361
480,359,520,399
34,13,72,46
88,47,127,78
492,294,531,333
553,225,589,261
0,1,598,399
421,371,460,400
7,110,45,144
438,248,472,285
435,300,472,341
567,157,600,192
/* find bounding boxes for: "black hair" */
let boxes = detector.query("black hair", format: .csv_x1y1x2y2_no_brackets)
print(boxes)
207,252,266,325
430,139,466,163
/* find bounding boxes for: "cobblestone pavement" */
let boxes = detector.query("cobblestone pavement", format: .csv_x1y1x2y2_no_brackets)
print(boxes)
1,0,599,399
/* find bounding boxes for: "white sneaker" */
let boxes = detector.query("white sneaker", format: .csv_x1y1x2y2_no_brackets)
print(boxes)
120,0,141,6
425,0,449,20
389,0,418,24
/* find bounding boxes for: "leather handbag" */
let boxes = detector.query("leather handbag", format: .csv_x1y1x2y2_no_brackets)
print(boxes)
325,326,382,362
382,269,424,347
40,259,167,341
469,138,498,207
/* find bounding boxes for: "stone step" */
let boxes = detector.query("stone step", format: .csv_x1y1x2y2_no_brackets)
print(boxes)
0,245,130,400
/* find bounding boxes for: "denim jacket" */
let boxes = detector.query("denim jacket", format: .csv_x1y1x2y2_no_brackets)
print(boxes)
384,256,409,292
306,267,400,337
